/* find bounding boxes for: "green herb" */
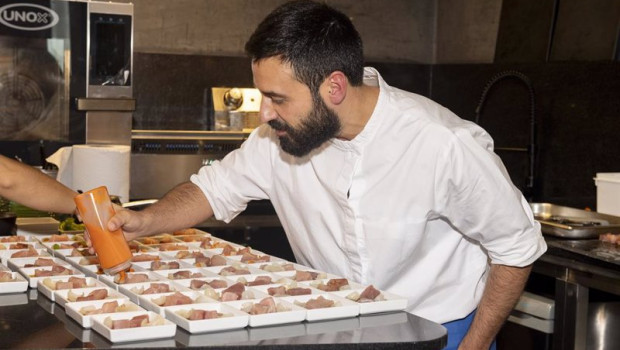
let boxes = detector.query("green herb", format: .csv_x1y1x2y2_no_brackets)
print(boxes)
59,217,85,231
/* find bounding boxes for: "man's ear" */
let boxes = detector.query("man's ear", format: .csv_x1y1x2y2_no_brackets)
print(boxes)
323,71,347,105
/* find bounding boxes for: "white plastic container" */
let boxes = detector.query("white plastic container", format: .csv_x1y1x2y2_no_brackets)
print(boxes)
594,173,620,216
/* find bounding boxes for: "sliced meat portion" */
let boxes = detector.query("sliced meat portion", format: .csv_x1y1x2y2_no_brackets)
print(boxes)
111,314,149,329
359,285,381,301
129,314,149,327
207,279,228,289
188,309,221,320
69,276,87,288
111,319,132,329
267,285,286,297
189,279,208,290
221,244,237,256
199,237,213,249
76,288,109,301
70,248,89,257
143,283,171,294
0,236,25,242
24,258,58,267
219,266,250,276
0,271,14,282
10,243,30,249
304,296,335,309
240,251,269,263
49,234,71,242
247,275,272,286
294,270,319,281
101,300,119,313
221,282,245,301
193,255,210,267
317,278,349,292
120,273,149,284
159,243,188,251
162,292,193,306
11,246,39,258
247,297,277,315
34,265,72,277
150,260,180,270
170,270,204,279
286,287,312,296
131,254,160,262
209,254,227,266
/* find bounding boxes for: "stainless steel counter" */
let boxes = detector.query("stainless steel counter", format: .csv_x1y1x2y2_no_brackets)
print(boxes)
533,239,620,350
0,289,447,349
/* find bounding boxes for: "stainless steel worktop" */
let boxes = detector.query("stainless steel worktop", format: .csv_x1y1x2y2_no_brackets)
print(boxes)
533,237,620,350
0,289,447,349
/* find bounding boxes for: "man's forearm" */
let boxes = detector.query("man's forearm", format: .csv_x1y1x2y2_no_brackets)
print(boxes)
133,182,214,239
459,263,532,350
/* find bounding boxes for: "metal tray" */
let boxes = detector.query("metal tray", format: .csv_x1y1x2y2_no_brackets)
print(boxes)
530,203,620,239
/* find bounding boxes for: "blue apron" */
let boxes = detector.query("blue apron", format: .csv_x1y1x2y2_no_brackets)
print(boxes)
442,310,497,350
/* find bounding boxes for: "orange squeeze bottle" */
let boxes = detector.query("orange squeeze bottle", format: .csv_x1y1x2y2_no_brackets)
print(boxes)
74,186,132,275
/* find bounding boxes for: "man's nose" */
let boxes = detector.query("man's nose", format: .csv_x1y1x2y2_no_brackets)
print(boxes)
259,98,277,123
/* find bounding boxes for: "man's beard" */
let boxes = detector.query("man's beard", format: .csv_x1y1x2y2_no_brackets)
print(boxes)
268,93,341,157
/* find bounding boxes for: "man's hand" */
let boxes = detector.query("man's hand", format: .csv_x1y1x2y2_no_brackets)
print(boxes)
83,204,146,255
107,205,151,242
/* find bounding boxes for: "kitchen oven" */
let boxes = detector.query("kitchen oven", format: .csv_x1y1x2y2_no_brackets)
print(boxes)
0,0,135,163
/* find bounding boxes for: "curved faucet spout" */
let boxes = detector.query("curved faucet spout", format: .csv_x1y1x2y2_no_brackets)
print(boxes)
474,70,537,201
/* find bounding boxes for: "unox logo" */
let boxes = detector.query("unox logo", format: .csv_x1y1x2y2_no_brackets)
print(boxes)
0,3,59,31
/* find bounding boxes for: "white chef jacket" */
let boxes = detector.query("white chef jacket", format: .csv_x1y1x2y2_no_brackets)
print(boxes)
191,67,547,323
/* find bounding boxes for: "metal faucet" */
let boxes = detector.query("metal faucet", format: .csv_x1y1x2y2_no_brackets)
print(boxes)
474,70,537,201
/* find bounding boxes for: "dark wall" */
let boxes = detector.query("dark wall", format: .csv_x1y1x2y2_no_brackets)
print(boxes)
132,54,253,130
430,62,620,209
132,53,620,211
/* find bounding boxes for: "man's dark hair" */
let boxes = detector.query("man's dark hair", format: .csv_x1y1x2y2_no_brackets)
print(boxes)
245,0,364,93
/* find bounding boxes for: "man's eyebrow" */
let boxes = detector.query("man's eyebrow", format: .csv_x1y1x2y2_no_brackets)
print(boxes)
260,90,287,99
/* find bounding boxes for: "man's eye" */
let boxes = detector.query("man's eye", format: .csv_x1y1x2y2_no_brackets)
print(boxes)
272,98,285,105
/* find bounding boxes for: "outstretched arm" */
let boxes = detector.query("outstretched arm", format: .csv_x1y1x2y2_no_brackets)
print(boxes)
459,263,532,350
108,181,214,240
0,155,78,214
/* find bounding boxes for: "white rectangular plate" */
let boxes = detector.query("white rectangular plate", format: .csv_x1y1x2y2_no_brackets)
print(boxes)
152,267,215,281
164,302,249,333
54,286,127,308
37,276,103,301
271,269,338,283
137,290,214,315
118,281,189,305
302,278,364,292
0,271,28,294
1,247,49,264
6,256,70,271
202,264,262,277
19,265,84,288
171,276,233,291
224,297,306,327
281,294,359,321
99,271,163,290
65,298,144,328
332,287,408,314
90,311,176,343
249,283,325,298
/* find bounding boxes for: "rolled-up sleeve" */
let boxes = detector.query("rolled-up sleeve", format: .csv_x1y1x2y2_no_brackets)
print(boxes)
435,129,547,266
190,126,274,223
